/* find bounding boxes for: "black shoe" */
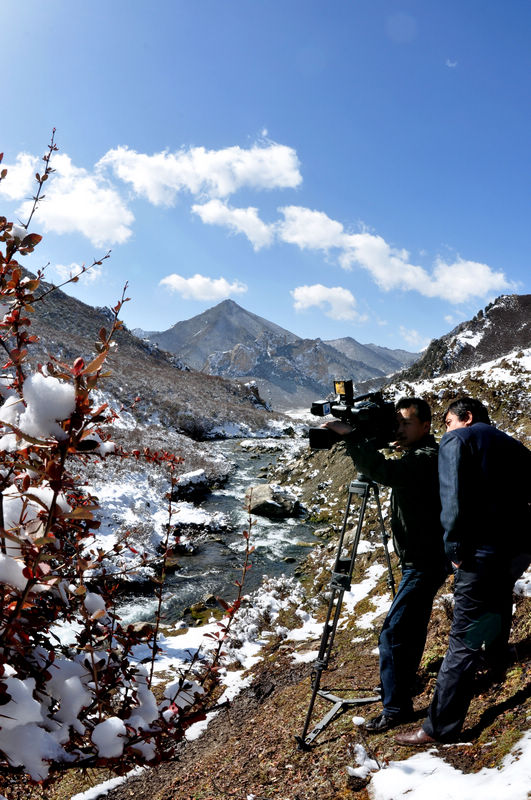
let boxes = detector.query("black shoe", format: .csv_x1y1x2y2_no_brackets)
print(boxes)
363,711,412,733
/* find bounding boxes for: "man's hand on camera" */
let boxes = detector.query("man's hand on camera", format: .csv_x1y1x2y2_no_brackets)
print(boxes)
321,420,354,436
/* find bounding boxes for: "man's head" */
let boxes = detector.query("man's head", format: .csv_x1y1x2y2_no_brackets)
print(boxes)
393,397,431,450
443,396,491,432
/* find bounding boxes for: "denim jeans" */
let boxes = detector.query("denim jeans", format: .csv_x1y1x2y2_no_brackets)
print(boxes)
378,566,447,715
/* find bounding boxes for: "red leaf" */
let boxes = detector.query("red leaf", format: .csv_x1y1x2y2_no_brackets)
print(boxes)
21,233,42,247
82,351,107,375
72,357,85,376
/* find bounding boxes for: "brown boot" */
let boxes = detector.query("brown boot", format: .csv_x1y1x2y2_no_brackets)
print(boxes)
395,727,436,746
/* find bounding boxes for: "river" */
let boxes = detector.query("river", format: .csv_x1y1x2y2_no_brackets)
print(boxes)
118,437,318,624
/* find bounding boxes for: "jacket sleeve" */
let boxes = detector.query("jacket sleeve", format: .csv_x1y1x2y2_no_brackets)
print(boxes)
344,438,425,488
438,433,467,562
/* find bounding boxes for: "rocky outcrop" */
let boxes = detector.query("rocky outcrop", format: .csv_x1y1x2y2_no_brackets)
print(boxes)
395,294,531,382
244,484,302,518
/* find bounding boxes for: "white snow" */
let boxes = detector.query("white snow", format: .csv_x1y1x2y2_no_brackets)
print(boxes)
91,717,127,758
407,347,531,396
454,329,484,349
18,373,75,441
70,767,147,800
292,649,320,663
368,730,531,800
0,553,27,590
342,563,389,616
347,742,380,780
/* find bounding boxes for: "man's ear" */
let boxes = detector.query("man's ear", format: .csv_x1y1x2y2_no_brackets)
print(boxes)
463,411,474,427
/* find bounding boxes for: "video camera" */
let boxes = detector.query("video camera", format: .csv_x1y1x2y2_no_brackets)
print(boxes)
309,380,396,450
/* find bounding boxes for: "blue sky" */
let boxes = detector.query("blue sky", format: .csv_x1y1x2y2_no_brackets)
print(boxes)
1,0,529,351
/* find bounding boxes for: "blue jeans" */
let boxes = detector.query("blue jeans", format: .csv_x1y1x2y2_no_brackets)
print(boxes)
379,566,447,715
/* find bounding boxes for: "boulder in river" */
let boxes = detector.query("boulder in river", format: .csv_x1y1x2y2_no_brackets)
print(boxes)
171,469,212,501
245,483,302,519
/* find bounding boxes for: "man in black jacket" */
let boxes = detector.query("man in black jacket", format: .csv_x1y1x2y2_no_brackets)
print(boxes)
396,397,531,746
324,397,447,732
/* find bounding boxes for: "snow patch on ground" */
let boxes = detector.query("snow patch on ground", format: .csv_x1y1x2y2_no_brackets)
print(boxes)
368,730,531,800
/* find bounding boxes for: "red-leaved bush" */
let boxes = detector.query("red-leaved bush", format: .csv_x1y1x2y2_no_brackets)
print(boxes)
0,136,246,784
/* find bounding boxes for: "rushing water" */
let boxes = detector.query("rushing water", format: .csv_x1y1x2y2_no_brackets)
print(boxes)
119,438,318,624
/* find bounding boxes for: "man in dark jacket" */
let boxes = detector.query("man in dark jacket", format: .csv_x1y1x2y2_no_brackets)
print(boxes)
324,397,447,732
396,397,531,746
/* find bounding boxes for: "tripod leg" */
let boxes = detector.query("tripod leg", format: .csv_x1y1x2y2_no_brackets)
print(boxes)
296,584,345,745
296,482,368,748
372,484,396,597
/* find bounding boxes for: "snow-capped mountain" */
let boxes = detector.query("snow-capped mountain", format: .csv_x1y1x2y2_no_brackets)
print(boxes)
396,294,531,382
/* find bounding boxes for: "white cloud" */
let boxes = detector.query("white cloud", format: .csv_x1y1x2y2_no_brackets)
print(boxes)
446,59,458,68
278,206,344,250
399,326,430,349
0,152,39,201
277,205,513,304
1,143,513,310
15,154,134,248
98,141,302,205
191,200,274,250
340,232,428,292
159,273,248,302
445,310,467,325
52,262,103,285
291,284,365,321
427,257,512,303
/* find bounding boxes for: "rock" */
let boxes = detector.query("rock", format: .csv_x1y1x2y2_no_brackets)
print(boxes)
314,526,334,538
245,484,302,519
239,438,284,454
203,594,219,607
171,469,211,501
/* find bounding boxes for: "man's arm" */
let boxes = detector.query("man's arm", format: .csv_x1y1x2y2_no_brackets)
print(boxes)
322,420,424,488
438,432,467,565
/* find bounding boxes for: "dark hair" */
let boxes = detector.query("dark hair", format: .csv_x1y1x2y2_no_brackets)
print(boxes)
444,396,491,425
395,396,431,424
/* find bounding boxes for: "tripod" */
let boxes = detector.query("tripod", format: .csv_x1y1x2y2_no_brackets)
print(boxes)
295,475,396,750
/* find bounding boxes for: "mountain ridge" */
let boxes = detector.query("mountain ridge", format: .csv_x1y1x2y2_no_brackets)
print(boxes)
28,278,282,439
137,300,419,409
393,293,531,383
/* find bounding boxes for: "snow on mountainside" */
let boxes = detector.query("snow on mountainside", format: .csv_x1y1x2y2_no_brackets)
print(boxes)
396,294,531,382
391,347,531,441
